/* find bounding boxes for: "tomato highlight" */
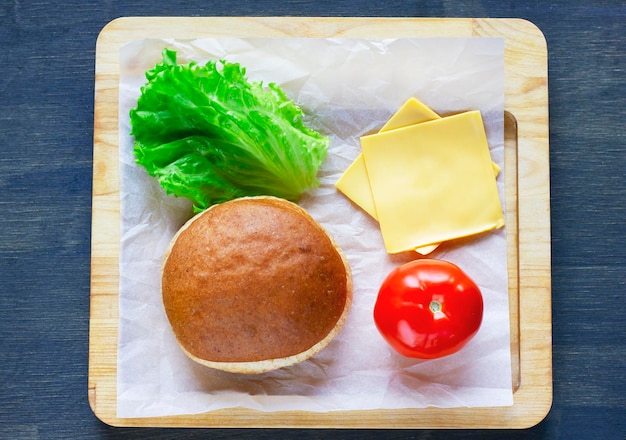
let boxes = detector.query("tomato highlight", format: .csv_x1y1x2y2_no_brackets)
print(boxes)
373,259,484,359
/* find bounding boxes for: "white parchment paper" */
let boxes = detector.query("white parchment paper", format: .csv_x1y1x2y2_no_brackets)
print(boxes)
117,37,512,418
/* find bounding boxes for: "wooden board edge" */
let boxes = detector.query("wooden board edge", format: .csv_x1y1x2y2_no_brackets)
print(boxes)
89,19,122,425
88,16,552,429
492,18,552,429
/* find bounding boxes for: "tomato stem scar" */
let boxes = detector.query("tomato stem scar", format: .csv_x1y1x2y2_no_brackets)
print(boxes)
429,300,442,313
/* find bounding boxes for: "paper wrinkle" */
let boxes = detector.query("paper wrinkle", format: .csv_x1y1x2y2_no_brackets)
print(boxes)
117,37,513,418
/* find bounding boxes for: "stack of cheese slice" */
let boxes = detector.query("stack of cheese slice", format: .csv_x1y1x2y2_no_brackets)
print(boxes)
335,98,504,254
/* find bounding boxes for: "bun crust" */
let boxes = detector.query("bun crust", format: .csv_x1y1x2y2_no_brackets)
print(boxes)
161,196,352,374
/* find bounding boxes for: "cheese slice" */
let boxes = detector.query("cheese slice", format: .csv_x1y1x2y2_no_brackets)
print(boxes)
360,111,504,254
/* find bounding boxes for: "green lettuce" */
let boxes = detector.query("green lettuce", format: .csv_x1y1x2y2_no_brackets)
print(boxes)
130,48,328,212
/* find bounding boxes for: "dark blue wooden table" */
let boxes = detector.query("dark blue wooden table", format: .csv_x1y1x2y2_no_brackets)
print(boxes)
1,1,624,439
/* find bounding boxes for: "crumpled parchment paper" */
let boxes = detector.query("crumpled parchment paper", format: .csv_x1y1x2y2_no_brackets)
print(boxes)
116,36,512,418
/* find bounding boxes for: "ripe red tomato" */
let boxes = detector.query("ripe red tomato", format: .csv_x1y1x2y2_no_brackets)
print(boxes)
373,259,483,359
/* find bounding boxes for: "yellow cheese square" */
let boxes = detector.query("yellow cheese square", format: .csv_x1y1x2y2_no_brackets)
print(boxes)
360,111,504,254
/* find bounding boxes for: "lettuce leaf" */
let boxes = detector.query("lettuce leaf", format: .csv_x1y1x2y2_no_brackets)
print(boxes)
130,48,328,212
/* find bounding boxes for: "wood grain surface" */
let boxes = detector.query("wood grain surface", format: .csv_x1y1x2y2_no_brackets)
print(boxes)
89,16,551,429
1,2,624,439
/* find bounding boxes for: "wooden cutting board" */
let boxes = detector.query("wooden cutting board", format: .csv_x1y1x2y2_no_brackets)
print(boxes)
89,17,551,429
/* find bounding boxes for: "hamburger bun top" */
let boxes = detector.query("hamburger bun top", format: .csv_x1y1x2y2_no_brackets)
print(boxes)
161,196,352,374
